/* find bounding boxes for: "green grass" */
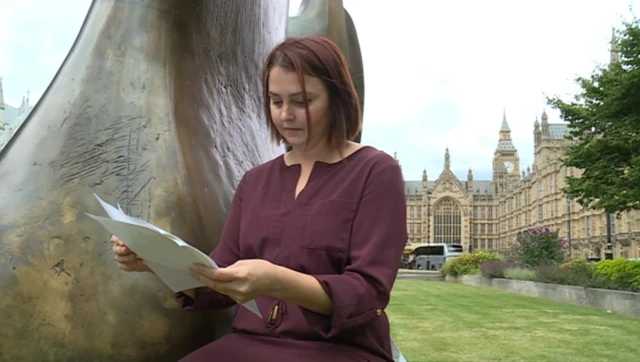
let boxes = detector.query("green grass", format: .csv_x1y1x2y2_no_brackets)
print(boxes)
388,280,640,362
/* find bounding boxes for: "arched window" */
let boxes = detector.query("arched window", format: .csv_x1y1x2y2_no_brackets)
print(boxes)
434,198,462,244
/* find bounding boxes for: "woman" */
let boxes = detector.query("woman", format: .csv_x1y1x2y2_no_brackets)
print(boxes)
112,36,407,362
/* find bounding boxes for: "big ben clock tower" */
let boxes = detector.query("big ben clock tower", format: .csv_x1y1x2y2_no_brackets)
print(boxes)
493,111,520,195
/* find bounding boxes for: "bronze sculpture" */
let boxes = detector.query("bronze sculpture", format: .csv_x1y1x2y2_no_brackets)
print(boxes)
288,0,365,142
0,0,365,361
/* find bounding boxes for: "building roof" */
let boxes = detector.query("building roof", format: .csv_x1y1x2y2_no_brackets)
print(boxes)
549,123,569,140
0,81,34,151
404,179,494,196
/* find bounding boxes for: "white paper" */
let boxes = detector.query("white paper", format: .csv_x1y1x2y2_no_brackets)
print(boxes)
87,193,262,318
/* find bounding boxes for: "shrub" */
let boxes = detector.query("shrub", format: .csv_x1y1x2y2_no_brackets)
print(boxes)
538,261,621,290
594,259,640,292
504,267,536,281
560,258,594,271
535,264,590,286
511,227,567,268
441,251,504,277
480,260,518,278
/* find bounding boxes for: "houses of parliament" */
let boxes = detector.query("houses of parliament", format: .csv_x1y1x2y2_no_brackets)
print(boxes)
400,109,640,260
400,30,639,260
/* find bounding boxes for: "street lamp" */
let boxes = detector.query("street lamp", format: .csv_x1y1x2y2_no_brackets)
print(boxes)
605,211,614,260
567,197,572,257
427,192,432,245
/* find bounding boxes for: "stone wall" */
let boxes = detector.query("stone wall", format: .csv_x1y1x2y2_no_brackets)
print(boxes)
446,275,640,320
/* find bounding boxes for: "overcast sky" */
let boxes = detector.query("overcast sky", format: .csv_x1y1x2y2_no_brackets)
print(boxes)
1,0,638,182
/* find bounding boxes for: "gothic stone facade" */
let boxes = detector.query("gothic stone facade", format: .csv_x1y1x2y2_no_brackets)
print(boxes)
0,77,34,152
402,111,640,260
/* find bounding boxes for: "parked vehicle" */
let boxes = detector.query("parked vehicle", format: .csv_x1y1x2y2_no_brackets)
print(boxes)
413,243,464,271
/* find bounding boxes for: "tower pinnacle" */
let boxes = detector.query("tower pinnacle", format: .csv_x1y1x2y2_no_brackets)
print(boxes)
0,77,5,111
444,147,450,170
501,109,510,132
610,27,620,65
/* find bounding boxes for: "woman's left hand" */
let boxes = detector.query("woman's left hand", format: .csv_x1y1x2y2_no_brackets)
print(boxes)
188,259,279,304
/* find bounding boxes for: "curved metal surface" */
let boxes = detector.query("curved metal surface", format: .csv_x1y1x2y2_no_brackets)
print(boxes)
0,0,286,360
287,0,365,142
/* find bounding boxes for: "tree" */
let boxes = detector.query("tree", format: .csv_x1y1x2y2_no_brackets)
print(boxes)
547,17,640,214
512,227,567,268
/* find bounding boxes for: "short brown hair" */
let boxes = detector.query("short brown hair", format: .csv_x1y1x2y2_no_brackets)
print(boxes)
262,36,362,150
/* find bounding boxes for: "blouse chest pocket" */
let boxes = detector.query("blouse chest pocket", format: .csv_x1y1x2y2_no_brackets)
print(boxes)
301,199,359,254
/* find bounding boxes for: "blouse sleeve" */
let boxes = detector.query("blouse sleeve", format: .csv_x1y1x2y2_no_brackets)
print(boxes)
175,173,248,311
312,157,408,337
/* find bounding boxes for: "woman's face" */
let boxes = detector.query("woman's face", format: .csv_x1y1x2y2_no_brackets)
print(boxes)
267,66,331,148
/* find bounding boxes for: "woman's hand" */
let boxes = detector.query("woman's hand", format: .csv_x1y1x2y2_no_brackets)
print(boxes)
188,259,279,304
111,235,152,273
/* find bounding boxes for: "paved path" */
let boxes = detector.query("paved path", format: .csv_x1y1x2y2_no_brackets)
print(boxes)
396,269,444,281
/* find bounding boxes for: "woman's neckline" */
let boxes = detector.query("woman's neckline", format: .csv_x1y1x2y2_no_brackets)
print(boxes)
280,144,372,168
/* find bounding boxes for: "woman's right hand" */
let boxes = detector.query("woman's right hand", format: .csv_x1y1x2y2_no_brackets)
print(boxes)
111,235,152,273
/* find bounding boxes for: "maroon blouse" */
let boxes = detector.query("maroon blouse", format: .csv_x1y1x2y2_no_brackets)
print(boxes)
176,146,408,362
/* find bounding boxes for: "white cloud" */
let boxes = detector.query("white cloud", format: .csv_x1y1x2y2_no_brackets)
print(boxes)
2,0,639,183
343,0,639,181
0,0,91,106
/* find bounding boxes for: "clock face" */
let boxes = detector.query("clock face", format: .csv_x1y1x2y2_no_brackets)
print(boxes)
504,161,515,173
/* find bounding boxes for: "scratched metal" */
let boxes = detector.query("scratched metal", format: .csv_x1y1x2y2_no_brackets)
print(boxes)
288,0,365,142
0,0,286,361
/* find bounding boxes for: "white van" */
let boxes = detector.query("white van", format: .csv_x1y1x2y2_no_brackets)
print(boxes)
413,243,464,271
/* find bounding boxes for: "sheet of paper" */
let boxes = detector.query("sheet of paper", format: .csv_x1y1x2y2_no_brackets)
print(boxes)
87,194,262,318
144,260,212,292
87,215,212,268
95,196,173,239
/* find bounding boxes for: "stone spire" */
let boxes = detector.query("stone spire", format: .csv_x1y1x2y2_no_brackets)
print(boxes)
534,115,541,146
500,109,510,132
0,77,5,128
610,27,620,65
497,111,517,152
393,150,402,172
0,77,5,111
541,109,549,137
18,90,31,115
444,147,450,170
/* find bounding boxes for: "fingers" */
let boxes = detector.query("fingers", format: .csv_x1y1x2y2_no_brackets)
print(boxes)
187,268,218,291
110,235,131,252
188,273,236,300
114,252,140,264
186,268,254,304
189,264,237,283
118,259,148,272
110,234,145,272
111,235,133,257
187,266,249,303
189,264,215,277
187,266,229,289
112,243,132,256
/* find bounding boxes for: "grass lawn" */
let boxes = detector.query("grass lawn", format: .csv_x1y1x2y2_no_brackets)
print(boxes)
388,280,640,362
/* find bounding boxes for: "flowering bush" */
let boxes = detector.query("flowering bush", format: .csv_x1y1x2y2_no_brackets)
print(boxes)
480,260,517,278
441,251,504,277
511,227,567,268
